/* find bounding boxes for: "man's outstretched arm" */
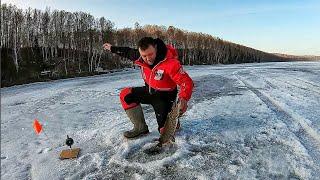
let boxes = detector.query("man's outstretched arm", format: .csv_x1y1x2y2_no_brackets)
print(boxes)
103,43,140,61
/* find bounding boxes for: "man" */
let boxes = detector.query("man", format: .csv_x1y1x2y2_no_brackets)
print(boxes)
103,37,194,139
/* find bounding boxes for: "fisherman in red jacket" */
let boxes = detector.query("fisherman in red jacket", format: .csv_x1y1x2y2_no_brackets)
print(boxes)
103,37,194,139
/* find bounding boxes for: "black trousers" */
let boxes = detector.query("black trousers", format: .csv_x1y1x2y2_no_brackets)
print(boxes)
124,86,178,131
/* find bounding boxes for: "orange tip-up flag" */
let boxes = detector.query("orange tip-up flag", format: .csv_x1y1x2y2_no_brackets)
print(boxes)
33,119,43,134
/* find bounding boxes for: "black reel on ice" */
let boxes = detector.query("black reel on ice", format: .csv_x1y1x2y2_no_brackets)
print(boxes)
65,135,74,148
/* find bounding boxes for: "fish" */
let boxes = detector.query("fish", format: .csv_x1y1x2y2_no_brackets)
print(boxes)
144,102,180,155
159,102,180,145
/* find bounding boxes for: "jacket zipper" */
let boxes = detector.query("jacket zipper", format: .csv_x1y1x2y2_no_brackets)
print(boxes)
148,58,167,94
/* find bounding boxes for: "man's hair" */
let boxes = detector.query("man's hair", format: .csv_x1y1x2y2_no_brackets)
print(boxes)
138,37,156,50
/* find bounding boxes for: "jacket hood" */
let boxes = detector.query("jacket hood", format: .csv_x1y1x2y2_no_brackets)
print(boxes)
165,44,178,60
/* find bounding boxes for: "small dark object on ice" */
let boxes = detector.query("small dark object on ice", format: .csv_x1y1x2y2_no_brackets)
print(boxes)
66,135,74,148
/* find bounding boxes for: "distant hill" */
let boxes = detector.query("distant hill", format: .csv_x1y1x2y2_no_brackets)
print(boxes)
273,53,320,61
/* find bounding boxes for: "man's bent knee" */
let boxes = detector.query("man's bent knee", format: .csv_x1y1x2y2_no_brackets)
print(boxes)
119,87,138,110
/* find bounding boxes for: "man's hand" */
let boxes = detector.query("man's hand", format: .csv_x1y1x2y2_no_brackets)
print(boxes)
178,98,188,116
103,43,112,51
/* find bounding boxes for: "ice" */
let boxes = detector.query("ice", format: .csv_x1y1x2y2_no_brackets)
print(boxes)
1,61,320,179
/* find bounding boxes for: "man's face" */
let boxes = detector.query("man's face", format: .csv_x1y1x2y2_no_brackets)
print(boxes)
139,45,157,65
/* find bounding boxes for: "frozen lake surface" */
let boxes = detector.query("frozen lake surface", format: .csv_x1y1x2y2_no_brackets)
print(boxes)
1,61,320,179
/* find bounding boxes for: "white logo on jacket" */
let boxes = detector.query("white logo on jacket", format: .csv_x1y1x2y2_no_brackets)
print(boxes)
154,69,164,80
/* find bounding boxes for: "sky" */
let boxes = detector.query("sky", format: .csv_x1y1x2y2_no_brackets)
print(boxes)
2,0,320,55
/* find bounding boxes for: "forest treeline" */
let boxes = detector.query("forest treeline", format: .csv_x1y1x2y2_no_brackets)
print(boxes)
1,4,294,87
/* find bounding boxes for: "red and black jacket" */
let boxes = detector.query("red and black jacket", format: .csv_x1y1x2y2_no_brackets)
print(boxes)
111,38,194,101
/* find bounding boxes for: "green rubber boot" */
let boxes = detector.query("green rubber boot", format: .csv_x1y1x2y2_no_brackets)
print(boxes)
123,105,149,138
